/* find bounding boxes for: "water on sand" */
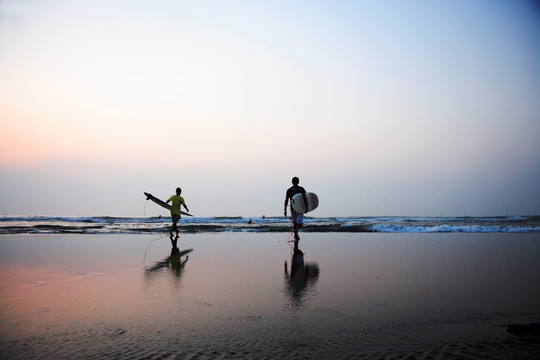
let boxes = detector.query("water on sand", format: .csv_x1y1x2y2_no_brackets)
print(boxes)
1,233,539,359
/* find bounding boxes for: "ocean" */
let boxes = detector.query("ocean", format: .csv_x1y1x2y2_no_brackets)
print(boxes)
1,215,539,235
2,217,539,359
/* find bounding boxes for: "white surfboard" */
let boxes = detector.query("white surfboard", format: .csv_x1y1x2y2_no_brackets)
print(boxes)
144,192,193,217
291,192,319,213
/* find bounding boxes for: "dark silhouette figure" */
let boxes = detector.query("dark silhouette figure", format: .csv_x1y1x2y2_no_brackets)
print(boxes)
284,177,309,251
166,187,189,235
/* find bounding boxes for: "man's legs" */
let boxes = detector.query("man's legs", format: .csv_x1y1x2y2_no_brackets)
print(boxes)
171,215,178,235
292,210,304,240
293,223,303,240
293,222,302,251
171,215,180,235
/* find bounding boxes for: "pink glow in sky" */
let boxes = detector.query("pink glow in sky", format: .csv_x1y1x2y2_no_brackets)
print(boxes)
1,0,539,217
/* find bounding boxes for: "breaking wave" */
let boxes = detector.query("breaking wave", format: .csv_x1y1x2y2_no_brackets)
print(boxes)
1,215,539,235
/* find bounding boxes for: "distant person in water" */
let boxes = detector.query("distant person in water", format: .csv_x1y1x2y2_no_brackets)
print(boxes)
166,187,189,235
284,177,308,248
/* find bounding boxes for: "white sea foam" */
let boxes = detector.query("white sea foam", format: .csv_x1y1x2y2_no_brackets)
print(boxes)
1,215,539,234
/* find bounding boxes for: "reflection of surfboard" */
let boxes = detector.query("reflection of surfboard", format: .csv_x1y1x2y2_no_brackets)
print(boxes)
171,248,193,257
144,192,193,217
291,192,319,213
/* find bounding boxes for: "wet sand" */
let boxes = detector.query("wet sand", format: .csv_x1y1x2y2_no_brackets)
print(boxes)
1,233,539,359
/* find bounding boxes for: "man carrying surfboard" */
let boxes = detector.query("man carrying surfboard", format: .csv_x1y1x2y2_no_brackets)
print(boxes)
284,177,309,247
166,187,189,235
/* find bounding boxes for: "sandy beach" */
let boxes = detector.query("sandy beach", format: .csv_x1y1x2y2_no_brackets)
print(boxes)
1,232,539,359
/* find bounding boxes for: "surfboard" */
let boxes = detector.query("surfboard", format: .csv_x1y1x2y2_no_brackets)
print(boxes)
144,192,193,217
291,192,319,213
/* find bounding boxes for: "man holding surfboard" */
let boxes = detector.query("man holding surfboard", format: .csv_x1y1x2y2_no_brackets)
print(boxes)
166,187,189,235
284,177,309,247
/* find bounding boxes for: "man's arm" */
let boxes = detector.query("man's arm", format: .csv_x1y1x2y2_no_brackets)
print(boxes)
284,196,289,216
302,193,308,213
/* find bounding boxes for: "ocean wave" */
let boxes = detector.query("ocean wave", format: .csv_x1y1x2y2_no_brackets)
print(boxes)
367,224,540,233
0,216,538,235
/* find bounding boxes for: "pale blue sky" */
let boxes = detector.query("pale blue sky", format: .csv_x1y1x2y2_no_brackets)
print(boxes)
1,0,539,217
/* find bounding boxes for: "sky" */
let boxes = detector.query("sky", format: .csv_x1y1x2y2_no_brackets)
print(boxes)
0,0,539,217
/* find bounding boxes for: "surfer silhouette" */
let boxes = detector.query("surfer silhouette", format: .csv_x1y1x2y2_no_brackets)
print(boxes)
166,187,189,235
284,177,308,249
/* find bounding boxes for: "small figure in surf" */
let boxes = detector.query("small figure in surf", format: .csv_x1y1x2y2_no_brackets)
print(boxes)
284,177,308,250
166,187,189,235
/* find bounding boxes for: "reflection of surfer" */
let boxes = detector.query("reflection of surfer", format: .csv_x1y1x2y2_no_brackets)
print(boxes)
284,177,308,250
145,234,192,281
283,248,320,309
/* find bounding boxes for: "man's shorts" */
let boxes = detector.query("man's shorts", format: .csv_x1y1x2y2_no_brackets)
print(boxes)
291,210,304,225
172,215,181,222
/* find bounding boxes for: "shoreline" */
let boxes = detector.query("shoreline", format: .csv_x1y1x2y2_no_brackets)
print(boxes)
2,215,540,235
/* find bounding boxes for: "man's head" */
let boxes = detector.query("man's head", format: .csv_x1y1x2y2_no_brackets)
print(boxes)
292,177,299,185
176,187,182,195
